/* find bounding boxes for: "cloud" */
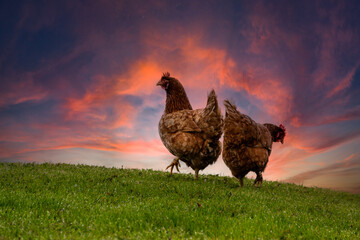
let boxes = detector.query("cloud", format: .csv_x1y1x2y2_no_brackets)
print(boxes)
1,0,360,194
0,73,48,107
285,154,360,184
284,153,360,193
326,63,360,98
0,130,168,158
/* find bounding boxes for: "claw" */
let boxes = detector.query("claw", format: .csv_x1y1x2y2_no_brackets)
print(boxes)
175,161,181,172
166,157,181,175
253,172,263,188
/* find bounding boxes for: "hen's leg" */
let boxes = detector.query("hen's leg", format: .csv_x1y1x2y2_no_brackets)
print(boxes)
258,172,263,187
239,177,244,187
194,169,199,180
166,157,181,175
253,172,263,187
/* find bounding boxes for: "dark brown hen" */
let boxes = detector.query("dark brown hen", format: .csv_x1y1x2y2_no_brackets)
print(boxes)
157,72,223,179
222,100,286,186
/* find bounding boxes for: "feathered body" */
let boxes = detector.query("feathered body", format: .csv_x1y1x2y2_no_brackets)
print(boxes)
222,100,286,186
157,72,223,178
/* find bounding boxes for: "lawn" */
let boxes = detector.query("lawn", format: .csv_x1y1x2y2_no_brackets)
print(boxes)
0,163,359,239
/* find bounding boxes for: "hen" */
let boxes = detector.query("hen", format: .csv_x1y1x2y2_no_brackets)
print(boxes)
222,100,286,187
157,72,223,179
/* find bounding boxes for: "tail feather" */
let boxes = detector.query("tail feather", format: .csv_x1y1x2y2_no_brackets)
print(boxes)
204,89,219,115
224,99,239,117
203,89,223,141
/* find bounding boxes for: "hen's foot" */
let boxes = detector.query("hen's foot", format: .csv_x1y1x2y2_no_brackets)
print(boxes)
253,173,263,188
253,180,262,188
166,157,181,175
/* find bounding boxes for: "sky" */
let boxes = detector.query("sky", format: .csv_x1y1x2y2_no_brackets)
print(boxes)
1,0,360,194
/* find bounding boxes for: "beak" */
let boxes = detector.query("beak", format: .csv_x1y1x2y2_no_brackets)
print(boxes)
281,139,284,144
156,80,162,86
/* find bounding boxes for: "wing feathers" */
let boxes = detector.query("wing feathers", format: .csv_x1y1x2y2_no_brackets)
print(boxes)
161,111,201,133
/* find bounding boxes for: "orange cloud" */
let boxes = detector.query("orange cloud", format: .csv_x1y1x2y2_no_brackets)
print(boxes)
221,66,293,121
64,75,139,129
1,138,168,159
139,28,234,90
115,61,163,95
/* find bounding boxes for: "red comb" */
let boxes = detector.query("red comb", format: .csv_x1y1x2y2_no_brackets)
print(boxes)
162,72,170,78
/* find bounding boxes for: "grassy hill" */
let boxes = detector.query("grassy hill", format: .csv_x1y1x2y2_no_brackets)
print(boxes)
0,163,359,239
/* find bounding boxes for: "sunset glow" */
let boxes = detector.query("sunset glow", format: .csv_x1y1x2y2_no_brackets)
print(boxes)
1,1,359,193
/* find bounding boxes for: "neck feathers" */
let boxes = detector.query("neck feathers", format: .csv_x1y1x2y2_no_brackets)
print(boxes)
165,84,192,114
263,123,279,142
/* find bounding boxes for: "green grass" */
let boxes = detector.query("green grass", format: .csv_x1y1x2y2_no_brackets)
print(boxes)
0,163,359,239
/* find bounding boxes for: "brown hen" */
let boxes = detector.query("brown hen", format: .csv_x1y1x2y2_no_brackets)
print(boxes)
222,100,286,187
157,72,223,179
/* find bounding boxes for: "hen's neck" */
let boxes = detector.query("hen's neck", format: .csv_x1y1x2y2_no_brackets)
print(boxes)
165,88,192,114
263,123,278,142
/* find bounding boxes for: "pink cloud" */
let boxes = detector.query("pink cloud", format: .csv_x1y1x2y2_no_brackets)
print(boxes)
0,74,48,107
284,153,360,193
326,63,359,98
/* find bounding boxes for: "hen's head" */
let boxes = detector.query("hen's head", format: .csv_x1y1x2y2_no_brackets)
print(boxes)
276,124,286,144
156,72,183,93
156,72,192,113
